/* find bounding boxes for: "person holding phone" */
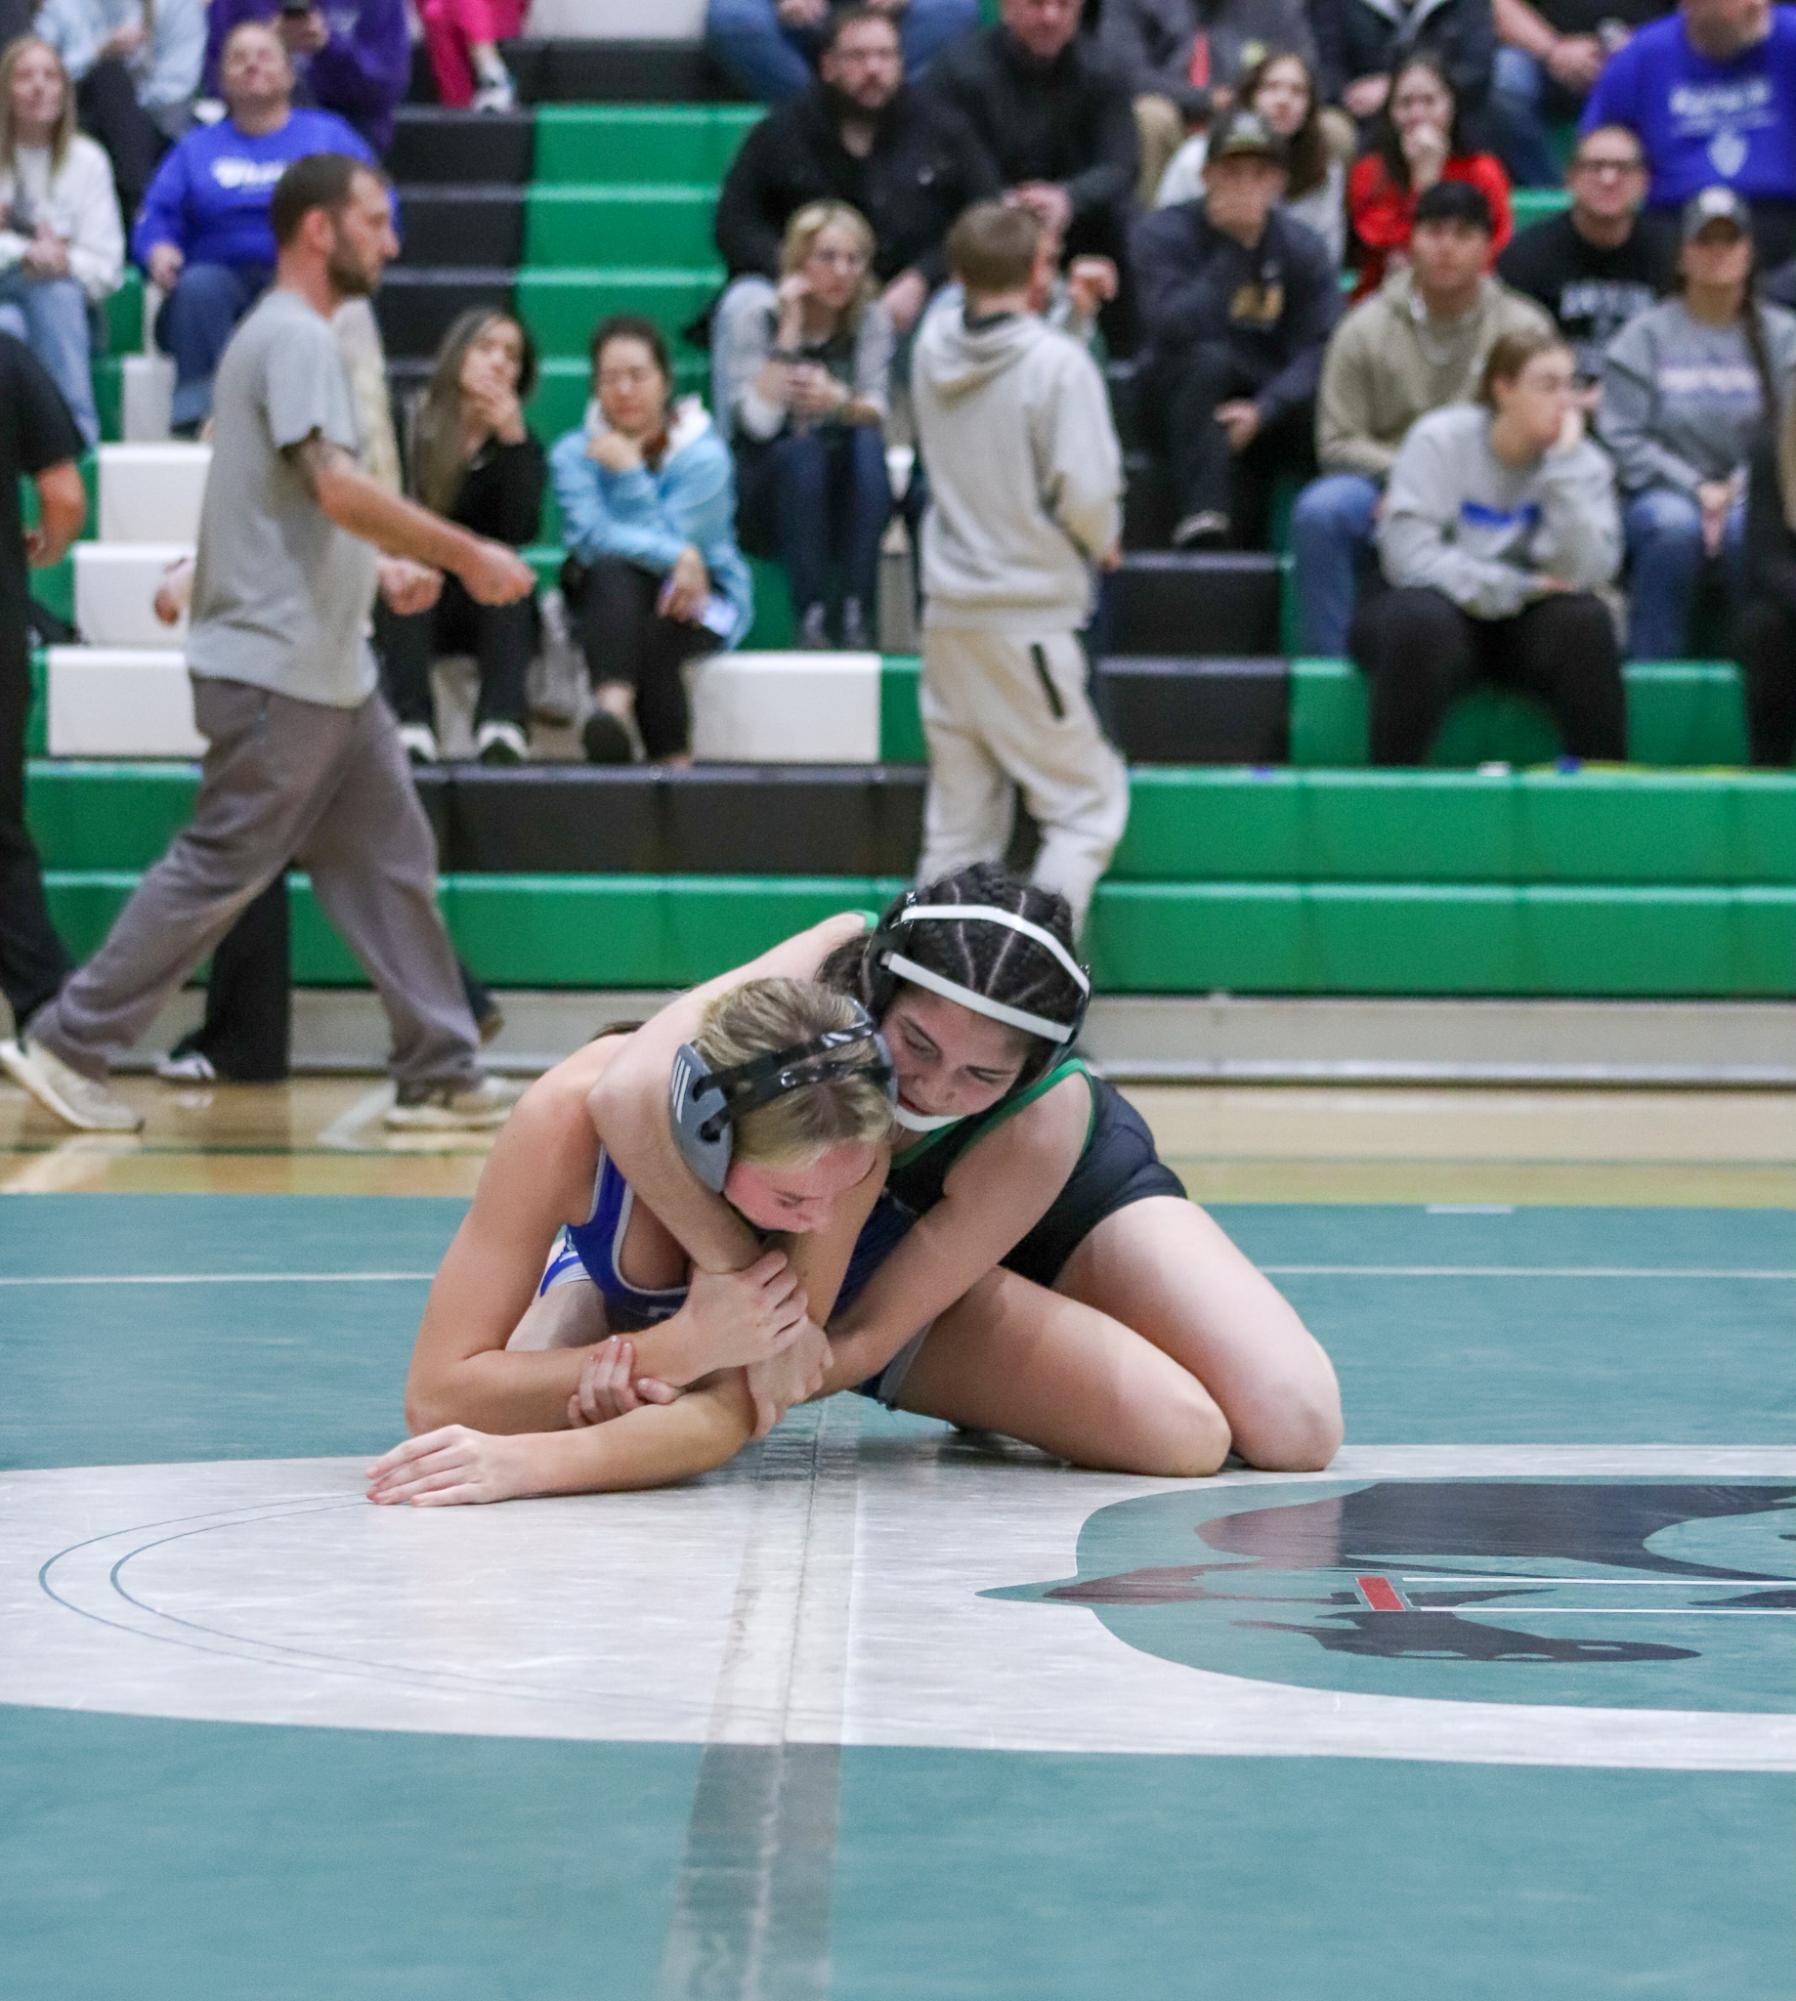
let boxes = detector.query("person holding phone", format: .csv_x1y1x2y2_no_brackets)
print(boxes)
203,0,409,154
549,315,754,766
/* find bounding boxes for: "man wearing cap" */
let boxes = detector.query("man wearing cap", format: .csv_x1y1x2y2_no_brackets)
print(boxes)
1133,105,1341,549
1582,0,1796,265
1599,183,1796,656
1292,178,1554,656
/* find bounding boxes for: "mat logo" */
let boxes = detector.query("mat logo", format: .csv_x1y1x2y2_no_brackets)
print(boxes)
987,1481,1796,1712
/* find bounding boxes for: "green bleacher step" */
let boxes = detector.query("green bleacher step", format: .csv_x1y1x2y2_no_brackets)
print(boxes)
1288,657,1752,767
100,270,143,357
531,105,761,188
516,269,722,357
526,187,718,269
41,871,1796,997
30,762,1795,887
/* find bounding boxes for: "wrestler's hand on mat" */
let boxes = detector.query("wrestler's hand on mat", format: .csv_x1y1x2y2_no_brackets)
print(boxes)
565,1336,683,1427
677,1254,810,1373
365,1426,532,1507
744,1318,830,1438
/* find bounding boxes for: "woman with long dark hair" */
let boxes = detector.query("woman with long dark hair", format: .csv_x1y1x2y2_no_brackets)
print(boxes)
379,306,545,767
1156,47,1347,265
1347,52,1510,299
550,314,753,765
1601,187,1796,661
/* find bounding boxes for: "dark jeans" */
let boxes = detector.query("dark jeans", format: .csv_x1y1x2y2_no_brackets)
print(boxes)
738,426,891,619
76,59,168,224
1734,596,1796,767
1152,340,1315,546
1351,586,1626,766
0,633,72,1029
155,262,270,430
170,872,497,1083
377,579,534,730
564,554,713,760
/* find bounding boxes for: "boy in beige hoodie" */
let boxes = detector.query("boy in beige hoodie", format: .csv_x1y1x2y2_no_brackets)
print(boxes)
911,202,1128,935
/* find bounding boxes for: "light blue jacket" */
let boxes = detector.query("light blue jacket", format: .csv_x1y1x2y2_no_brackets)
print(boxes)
550,397,753,648
36,0,207,130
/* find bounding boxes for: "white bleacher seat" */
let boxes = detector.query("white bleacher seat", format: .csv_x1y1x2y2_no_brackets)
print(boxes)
689,651,881,763
46,647,202,759
74,544,192,650
97,443,211,545
120,355,175,443
526,0,707,37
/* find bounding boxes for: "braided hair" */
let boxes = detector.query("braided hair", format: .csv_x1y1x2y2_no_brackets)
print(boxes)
819,864,1087,1079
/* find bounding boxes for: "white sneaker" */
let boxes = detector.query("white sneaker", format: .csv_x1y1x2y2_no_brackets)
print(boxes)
476,719,529,765
471,73,516,113
0,1036,144,1132
155,1050,218,1084
399,724,439,765
383,1076,519,1130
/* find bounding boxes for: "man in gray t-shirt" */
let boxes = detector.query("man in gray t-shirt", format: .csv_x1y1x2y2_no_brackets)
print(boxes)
188,287,381,708
1,153,535,1136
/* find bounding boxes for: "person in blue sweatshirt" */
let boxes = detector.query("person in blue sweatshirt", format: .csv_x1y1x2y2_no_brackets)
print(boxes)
1582,0,1796,265
550,315,754,766
133,20,374,432
203,0,410,155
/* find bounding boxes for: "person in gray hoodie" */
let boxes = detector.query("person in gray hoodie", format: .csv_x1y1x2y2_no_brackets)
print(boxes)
910,200,1128,933
1356,323,1625,762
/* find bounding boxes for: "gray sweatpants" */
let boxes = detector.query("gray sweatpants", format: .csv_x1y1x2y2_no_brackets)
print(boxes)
916,626,1130,933
31,677,481,1086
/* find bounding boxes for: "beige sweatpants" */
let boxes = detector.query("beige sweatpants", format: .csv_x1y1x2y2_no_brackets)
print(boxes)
917,626,1130,935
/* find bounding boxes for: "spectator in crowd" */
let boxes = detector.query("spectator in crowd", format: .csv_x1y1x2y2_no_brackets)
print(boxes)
910,201,1128,935
418,0,525,112
1156,48,1348,262
1488,0,1662,187
707,0,978,106
1600,184,1796,655
0,37,124,448
0,154,533,1135
1314,0,1496,129
0,330,84,1046
381,308,545,766
1583,0,1796,266
924,0,1140,283
1098,0,1320,202
1737,388,1796,761
1294,179,1553,655
1349,52,1512,297
34,0,206,221
551,316,753,766
133,21,375,434
719,201,894,650
203,0,409,155
1134,105,1339,548
713,6,999,343
1497,124,1672,389
1356,324,1625,761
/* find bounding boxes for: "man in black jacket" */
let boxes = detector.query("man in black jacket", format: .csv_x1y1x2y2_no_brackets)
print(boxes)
714,6,1001,340
1133,107,1341,548
923,0,1139,278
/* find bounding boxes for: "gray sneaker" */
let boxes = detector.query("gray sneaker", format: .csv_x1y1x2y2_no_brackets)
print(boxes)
0,1035,144,1132
383,1076,519,1131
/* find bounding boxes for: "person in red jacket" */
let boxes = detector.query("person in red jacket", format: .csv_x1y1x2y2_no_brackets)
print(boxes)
1349,51,1512,299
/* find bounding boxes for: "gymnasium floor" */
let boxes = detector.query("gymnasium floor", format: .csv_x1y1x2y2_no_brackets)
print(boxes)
2,1079,1792,1999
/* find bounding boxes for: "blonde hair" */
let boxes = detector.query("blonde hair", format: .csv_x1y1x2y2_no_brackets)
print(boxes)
691,977,893,1166
779,200,877,332
0,38,77,175
1479,325,1572,407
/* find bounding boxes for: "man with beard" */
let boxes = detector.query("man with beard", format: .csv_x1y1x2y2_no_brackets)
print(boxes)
714,6,1000,344
0,154,534,1135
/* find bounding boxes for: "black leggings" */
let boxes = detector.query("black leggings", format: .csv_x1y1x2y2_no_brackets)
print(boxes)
1733,595,1796,767
563,555,713,760
1352,587,1627,766
377,580,534,731
0,636,72,1028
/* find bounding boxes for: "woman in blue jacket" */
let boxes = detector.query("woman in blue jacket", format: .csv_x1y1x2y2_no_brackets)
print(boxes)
550,315,753,765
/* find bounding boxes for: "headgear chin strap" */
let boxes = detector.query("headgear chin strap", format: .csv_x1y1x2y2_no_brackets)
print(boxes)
891,1101,965,1134
669,1005,895,1192
864,902,1091,1085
